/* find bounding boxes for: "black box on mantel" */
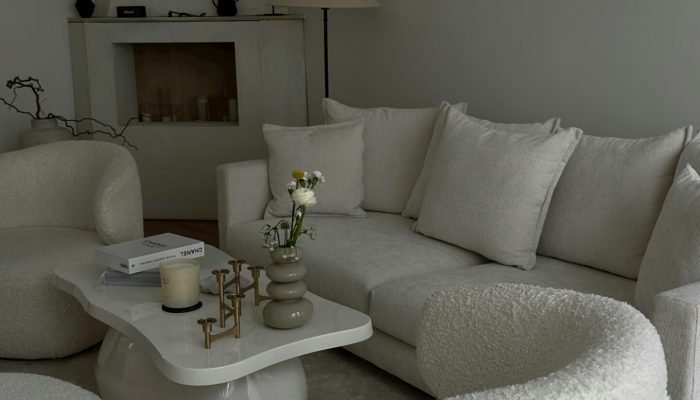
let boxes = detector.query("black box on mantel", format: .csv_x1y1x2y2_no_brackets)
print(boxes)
117,6,147,18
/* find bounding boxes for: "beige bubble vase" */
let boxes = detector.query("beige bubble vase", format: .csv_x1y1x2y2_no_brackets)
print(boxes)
263,246,313,329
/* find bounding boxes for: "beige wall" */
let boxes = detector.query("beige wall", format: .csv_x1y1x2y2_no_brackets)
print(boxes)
302,0,700,138
3,0,698,152
0,0,271,153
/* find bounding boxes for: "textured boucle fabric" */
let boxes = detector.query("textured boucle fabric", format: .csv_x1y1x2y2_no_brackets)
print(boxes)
417,284,668,400
0,141,143,359
0,228,107,359
0,373,100,399
0,141,143,243
371,256,635,347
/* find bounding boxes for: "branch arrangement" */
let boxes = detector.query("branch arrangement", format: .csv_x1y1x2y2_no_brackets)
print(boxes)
0,76,137,149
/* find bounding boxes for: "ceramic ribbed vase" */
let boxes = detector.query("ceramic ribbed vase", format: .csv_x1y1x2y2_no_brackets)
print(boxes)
263,246,313,329
19,118,74,148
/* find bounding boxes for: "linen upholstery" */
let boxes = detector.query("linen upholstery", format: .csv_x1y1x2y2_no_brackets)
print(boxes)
370,256,635,347
403,106,561,219
323,99,468,214
217,159,271,246
0,141,143,359
263,120,366,217
226,212,487,312
653,282,700,400
538,127,693,279
346,328,430,394
0,373,100,400
417,284,668,400
415,107,581,268
636,165,700,316
677,134,700,176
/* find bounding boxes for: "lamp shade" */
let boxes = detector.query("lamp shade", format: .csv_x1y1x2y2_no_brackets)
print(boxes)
266,0,379,8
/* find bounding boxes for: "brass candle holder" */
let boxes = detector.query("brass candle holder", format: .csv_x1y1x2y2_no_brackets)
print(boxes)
196,259,272,349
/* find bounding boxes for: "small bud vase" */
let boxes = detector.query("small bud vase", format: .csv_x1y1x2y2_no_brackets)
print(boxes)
263,246,313,329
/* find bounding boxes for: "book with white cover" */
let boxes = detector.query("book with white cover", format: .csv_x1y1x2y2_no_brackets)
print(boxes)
95,233,205,274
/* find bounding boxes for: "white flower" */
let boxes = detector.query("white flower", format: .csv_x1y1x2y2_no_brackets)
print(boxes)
313,170,325,183
287,180,297,190
292,187,317,206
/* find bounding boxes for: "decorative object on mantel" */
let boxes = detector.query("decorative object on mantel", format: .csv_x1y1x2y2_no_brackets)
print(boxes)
75,0,95,18
117,6,147,18
0,76,137,149
259,169,324,328
213,0,238,16
266,0,379,98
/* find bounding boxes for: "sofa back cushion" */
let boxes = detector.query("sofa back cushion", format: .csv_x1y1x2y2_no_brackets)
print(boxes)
402,105,561,219
415,107,581,269
538,127,693,279
323,99,467,214
635,164,700,316
263,120,366,217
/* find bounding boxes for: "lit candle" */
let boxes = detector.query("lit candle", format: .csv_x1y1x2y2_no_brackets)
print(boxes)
160,259,200,310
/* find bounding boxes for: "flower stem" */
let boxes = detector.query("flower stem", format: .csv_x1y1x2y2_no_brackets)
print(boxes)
290,205,306,246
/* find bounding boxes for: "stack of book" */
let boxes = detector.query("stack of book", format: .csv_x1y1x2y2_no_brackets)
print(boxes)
95,233,205,286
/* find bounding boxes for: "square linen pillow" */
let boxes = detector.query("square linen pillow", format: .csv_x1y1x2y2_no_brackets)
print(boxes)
414,107,581,269
323,99,468,214
537,127,693,279
402,106,561,219
635,164,700,317
263,120,366,217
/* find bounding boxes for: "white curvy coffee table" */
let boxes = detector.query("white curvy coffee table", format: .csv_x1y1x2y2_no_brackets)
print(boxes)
53,245,372,400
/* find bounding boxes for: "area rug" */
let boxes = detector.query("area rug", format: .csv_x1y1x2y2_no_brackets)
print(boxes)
0,347,431,400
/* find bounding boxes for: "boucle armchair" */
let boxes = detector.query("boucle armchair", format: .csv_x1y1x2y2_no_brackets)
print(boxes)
417,284,668,400
0,141,143,359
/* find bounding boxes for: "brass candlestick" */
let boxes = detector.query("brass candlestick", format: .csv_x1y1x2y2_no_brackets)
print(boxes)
196,258,272,349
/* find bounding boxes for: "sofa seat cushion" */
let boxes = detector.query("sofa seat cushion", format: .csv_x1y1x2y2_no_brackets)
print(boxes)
0,227,107,359
227,212,487,312
370,256,636,347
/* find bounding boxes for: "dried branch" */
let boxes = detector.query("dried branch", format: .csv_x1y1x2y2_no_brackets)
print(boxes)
1,76,137,150
49,114,139,150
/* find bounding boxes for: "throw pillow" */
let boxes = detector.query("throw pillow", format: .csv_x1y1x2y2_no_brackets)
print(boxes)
676,133,700,176
537,127,693,279
635,164,700,317
414,107,582,269
323,99,468,214
263,120,366,217
402,106,561,219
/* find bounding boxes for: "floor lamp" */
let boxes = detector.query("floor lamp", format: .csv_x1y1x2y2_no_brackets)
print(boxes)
266,0,380,98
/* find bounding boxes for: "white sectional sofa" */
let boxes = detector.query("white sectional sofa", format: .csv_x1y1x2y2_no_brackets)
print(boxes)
217,101,700,399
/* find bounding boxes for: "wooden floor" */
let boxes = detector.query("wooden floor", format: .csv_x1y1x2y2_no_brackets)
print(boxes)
144,220,219,248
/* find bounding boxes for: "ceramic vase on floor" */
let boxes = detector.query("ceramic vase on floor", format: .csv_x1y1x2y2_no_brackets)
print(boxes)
263,246,313,329
19,118,74,148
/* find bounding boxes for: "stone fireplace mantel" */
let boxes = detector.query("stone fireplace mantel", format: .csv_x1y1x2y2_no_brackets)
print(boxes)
69,16,307,219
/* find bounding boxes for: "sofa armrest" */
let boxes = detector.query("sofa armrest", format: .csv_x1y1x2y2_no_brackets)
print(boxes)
653,281,700,400
217,159,271,248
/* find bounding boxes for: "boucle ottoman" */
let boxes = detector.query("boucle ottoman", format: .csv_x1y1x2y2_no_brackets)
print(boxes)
0,373,100,399
417,283,668,400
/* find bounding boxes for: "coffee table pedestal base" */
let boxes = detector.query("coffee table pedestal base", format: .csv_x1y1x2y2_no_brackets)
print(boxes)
95,329,308,400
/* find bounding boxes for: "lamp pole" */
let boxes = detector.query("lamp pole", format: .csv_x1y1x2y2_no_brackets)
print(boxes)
323,7,329,98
